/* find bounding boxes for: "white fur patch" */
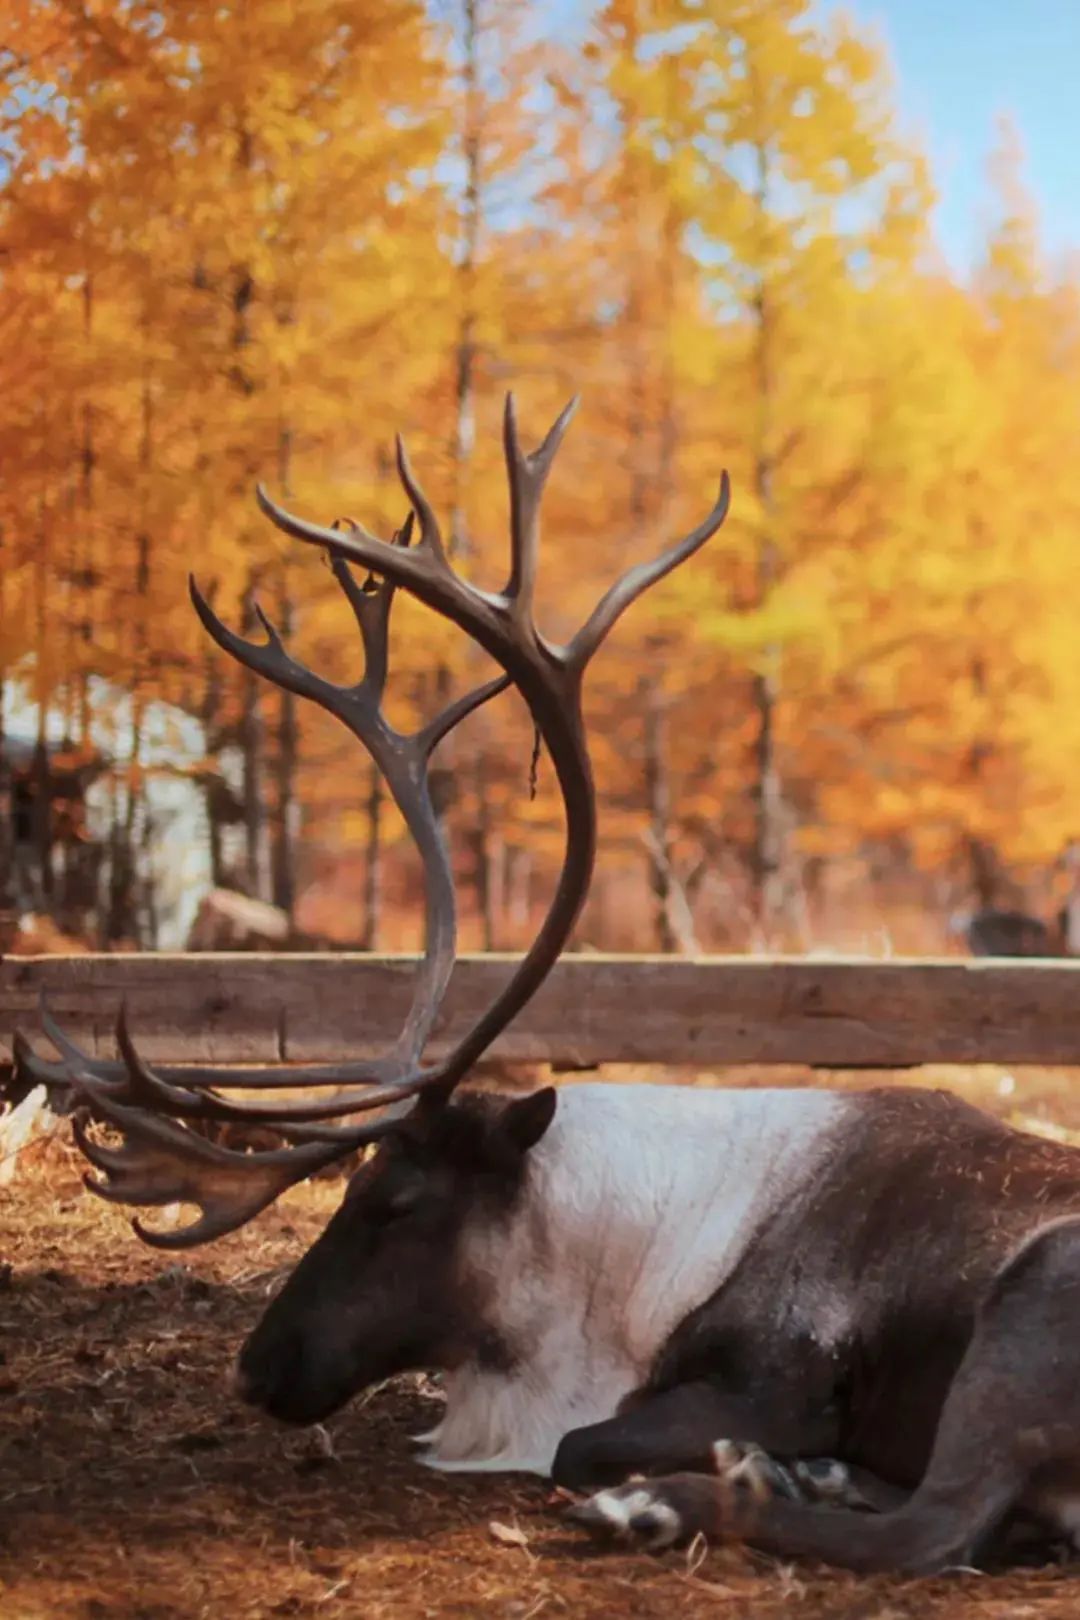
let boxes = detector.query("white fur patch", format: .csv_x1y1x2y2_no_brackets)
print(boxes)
416,1082,852,1475
584,1487,683,1549
0,1086,51,1187
1025,1484,1080,1546
712,1438,768,1487
590,1487,651,1532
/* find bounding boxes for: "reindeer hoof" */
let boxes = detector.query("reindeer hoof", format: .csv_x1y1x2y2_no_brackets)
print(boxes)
712,1437,801,1500
567,1485,684,1551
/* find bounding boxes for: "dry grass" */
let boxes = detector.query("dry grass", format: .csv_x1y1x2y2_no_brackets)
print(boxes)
4,1064,1080,1618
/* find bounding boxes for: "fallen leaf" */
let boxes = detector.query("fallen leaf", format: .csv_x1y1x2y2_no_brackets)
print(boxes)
489,1519,531,1549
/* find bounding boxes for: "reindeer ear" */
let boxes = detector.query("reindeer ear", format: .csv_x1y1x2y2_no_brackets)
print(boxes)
493,1087,557,1158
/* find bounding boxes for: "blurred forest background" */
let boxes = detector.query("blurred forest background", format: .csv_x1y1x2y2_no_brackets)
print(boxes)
2,0,1078,959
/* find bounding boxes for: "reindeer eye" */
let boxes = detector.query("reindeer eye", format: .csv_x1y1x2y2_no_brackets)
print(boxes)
361,1164,426,1222
386,1181,425,1216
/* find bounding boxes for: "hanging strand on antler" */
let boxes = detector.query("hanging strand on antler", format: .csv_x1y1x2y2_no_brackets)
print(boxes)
26,394,730,1246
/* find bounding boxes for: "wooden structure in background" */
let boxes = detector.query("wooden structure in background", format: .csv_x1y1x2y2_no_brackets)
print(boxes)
4,953,1080,1068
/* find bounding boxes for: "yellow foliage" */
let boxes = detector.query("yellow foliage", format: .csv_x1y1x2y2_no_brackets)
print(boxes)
4,1,1080,949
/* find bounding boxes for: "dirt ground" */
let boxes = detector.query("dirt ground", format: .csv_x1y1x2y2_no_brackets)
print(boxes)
4,1064,1080,1620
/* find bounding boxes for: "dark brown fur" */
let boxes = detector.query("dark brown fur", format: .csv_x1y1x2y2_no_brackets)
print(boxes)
235,1090,555,1424
564,1089,1080,1571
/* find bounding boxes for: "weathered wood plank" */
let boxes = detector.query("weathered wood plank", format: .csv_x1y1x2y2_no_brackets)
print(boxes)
3,953,1080,1067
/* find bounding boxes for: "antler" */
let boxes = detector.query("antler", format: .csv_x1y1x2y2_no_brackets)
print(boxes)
255,397,728,1097
17,520,508,1119
35,394,729,1246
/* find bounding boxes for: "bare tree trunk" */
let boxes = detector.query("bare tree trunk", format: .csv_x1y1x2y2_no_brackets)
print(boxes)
272,586,299,921
448,0,481,561
241,578,271,900
229,113,266,900
361,762,383,951
472,754,498,951
122,367,155,946
965,651,998,906
0,528,11,912
32,504,52,910
641,145,686,953
77,272,95,747
141,802,160,949
617,45,693,954
642,678,678,952
200,651,226,887
749,125,785,939
30,737,51,909
966,835,999,910
445,0,489,932
490,833,506,944
105,698,143,945
505,844,531,938
750,421,784,932
106,354,151,949
271,428,299,921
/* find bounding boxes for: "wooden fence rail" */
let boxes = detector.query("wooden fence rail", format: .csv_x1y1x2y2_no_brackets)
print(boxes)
4,953,1080,1068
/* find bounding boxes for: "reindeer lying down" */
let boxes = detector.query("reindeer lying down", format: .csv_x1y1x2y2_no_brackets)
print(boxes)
20,401,1080,1576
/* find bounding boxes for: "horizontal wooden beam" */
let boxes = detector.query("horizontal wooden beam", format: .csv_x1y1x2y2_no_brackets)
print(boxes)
3,953,1080,1068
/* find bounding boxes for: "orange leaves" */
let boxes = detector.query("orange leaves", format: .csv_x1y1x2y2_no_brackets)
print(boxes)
5,0,1080,952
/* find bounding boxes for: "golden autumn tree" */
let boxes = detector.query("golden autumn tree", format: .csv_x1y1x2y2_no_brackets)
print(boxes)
1,0,454,941
677,0,930,939
538,0,932,947
7,0,1080,958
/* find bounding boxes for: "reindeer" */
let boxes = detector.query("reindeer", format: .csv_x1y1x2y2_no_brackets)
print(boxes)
952,850,1080,957
955,907,1064,957
19,399,1080,1576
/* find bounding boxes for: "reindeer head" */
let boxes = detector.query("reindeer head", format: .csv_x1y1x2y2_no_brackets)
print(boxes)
236,1088,557,1424
19,397,729,1427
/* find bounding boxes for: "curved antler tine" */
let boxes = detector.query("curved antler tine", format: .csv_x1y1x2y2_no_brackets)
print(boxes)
5,1029,59,1111
38,986,411,1117
393,511,416,549
251,599,287,652
189,576,294,684
256,483,436,598
567,471,731,671
334,511,415,552
325,550,393,696
192,572,389,726
39,997,128,1096
21,1017,330,1100
419,674,512,757
112,1004,216,1116
330,516,383,587
504,393,579,611
72,1112,140,1179
130,1207,276,1252
87,1011,414,1141
13,1027,81,1091
394,436,446,561
74,1084,356,1249
319,511,384,549
109,1004,435,1126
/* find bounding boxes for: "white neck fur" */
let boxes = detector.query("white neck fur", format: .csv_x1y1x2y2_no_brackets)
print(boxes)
416,1082,849,1474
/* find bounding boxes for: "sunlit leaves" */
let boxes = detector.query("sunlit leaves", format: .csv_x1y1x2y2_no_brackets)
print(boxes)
4,1,1080,947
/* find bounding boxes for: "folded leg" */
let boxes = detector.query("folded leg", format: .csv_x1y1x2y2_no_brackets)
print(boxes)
552,1378,835,1491
571,1220,1080,1573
